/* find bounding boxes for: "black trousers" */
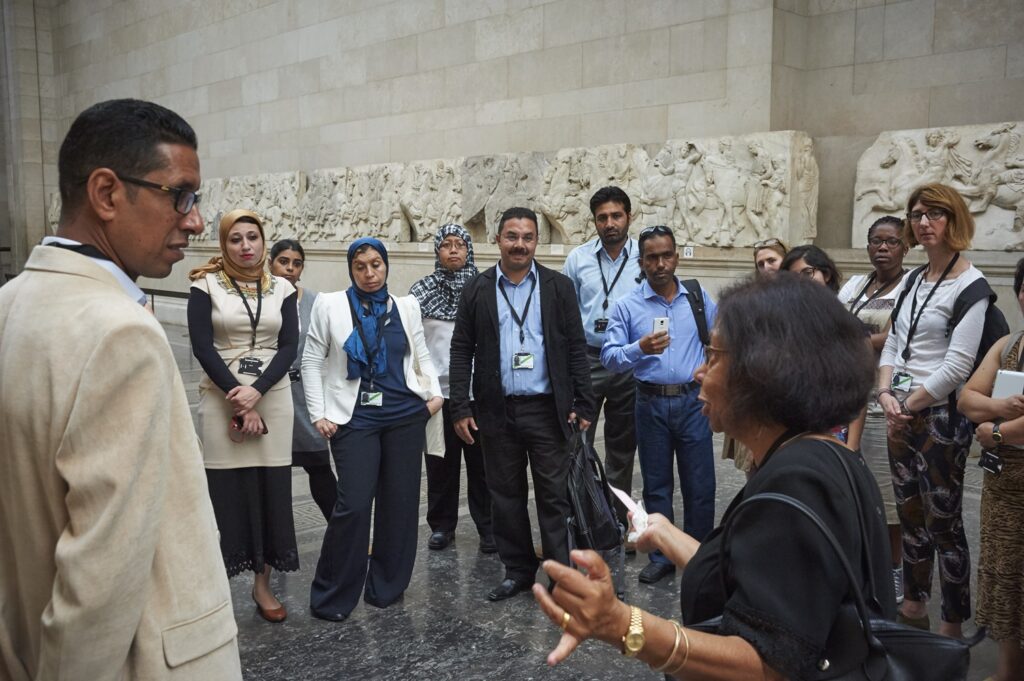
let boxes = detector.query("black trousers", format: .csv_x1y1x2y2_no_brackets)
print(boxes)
309,415,426,619
583,352,636,525
425,400,493,539
480,395,571,582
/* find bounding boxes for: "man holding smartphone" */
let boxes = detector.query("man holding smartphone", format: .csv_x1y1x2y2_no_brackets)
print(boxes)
601,225,717,585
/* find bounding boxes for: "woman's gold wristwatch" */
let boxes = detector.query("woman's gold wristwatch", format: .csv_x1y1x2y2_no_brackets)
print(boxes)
622,605,645,657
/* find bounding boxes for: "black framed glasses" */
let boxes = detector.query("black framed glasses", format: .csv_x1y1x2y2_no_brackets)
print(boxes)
868,237,903,248
906,208,946,224
797,266,819,278
118,175,201,215
639,225,673,238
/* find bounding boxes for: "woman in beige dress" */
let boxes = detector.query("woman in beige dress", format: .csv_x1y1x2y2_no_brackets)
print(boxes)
187,209,299,623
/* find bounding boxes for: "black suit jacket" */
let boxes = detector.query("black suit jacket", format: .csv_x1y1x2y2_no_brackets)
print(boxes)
449,261,595,439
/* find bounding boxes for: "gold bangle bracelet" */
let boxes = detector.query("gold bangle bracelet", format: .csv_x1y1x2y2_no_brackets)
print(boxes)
666,626,691,675
651,620,683,672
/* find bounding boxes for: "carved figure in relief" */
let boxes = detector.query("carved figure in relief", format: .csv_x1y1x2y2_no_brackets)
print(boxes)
301,171,346,242
541,149,590,243
795,137,818,238
855,136,924,212
969,123,1024,231
921,129,972,187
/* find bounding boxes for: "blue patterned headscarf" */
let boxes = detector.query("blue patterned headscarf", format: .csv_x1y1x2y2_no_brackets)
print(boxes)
410,224,478,321
343,238,390,380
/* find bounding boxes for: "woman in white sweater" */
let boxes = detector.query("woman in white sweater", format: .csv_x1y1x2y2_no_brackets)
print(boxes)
302,237,443,621
877,183,989,638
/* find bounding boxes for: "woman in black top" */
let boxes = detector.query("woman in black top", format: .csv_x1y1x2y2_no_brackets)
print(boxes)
532,275,895,680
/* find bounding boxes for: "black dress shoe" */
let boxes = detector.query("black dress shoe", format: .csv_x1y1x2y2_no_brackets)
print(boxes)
428,530,455,550
479,536,498,554
638,562,675,584
487,577,533,601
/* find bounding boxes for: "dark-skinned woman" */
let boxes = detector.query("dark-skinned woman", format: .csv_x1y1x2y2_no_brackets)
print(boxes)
837,215,909,606
302,237,444,621
532,275,894,680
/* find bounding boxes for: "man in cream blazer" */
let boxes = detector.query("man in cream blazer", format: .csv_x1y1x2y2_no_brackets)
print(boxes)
0,100,241,680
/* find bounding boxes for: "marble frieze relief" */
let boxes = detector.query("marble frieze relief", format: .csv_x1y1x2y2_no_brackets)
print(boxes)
47,133,820,249
854,121,1024,251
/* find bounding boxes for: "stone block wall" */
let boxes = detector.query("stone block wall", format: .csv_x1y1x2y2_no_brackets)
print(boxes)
773,0,1024,247
3,0,1024,272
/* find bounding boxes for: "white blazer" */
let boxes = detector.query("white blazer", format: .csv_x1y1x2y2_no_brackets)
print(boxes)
301,291,444,454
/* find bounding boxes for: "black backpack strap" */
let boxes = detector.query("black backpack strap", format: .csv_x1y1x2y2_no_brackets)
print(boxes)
945,277,996,338
681,279,710,347
889,264,926,328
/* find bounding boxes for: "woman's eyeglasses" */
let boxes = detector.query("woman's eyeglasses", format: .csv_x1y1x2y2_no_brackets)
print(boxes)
868,237,903,248
797,266,818,278
907,208,947,224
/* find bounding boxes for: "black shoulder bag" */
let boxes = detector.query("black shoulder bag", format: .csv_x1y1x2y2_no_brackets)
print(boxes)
688,442,977,680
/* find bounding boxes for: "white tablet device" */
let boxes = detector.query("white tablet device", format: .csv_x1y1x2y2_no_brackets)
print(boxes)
993,369,1024,400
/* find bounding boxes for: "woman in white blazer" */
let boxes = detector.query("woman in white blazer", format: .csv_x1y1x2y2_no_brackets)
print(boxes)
302,237,443,621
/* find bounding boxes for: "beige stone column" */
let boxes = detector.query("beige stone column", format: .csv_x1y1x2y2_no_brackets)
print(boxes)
1,0,55,277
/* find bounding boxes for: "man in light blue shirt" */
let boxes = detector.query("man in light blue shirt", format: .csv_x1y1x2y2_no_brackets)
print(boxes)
601,225,716,585
497,260,551,396
563,186,641,535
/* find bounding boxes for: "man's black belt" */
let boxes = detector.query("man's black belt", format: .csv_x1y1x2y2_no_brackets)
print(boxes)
635,379,699,397
505,393,554,403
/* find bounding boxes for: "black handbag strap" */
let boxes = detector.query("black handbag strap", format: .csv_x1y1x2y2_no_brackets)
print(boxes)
718,492,887,677
820,441,883,614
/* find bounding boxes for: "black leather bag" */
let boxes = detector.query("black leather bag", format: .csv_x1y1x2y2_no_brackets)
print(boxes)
688,488,973,680
565,431,623,552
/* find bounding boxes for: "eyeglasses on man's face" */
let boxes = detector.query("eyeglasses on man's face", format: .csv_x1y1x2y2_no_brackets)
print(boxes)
119,175,201,215
868,237,903,248
907,208,946,224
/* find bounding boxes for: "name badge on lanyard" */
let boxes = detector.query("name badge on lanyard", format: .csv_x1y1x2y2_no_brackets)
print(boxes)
230,277,264,377
499,275,538,371
360,390,383,407
595,245,629,335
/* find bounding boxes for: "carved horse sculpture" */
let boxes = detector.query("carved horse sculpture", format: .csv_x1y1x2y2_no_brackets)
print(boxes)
855,136,924,212
970,122,1024,233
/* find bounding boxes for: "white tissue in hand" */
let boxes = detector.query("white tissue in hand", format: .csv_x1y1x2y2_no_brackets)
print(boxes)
609,486,649,541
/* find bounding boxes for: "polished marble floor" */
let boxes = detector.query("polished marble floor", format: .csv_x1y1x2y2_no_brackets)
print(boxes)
161,320,998,680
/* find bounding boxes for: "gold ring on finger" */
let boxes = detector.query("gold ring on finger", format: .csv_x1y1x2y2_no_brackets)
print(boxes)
560,611,572,630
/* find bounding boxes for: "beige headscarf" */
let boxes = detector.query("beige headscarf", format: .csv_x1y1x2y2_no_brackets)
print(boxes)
188,209,271,289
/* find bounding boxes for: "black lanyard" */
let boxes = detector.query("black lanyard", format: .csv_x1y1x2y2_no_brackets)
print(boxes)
597,242,630,313
48,242,113,261
848,269,906,317
498,275,538,346
900,253,959,362
348,297,390,383
229,277,262,350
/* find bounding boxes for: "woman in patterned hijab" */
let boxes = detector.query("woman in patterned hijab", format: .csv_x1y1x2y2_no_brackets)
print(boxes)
411,224,478,321
410,224,495,554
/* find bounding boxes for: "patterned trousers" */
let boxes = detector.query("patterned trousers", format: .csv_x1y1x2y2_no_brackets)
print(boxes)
887,405,973,623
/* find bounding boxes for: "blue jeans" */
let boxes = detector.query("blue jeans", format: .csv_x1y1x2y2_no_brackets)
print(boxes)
635,390,715,564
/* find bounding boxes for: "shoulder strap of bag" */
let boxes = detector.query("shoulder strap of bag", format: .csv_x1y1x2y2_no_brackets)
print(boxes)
820,441,883,613
946,277,995,337
889,264,926,328
719,492,888,678
681,279,710,347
